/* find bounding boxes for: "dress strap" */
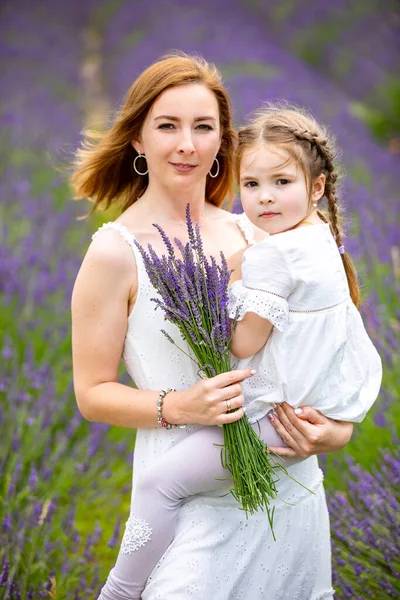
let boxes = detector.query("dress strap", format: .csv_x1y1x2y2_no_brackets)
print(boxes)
92,222,144,271
92,221,137,251
234,213,256,246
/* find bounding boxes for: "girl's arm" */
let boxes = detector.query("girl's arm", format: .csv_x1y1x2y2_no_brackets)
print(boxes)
231,313,273,360
228,243,286,360
228,248,273,358
72,231,253,429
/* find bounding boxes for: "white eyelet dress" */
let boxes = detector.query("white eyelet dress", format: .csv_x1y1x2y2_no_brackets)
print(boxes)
93,216,335,600
229,223,382,425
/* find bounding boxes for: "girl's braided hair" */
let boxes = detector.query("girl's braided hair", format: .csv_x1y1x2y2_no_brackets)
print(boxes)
237,103,360,308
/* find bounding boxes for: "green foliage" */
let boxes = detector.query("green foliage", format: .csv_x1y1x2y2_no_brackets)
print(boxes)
351,76,400,141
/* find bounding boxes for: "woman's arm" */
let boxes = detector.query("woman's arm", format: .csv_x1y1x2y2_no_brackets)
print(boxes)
267,402,353,457
72,230,253,429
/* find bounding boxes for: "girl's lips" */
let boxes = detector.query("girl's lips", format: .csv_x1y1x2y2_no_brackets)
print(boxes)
260,212,279,219
170,163,197,173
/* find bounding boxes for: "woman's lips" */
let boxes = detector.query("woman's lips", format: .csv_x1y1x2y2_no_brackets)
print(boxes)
170,162,197,173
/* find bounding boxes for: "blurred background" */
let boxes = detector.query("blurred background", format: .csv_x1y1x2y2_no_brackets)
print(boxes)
1,1,399,598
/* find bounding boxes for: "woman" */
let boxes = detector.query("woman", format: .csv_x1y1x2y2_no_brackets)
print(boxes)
71,53,353,600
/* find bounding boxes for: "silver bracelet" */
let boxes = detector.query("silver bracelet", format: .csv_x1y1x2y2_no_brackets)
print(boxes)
156,388,186,430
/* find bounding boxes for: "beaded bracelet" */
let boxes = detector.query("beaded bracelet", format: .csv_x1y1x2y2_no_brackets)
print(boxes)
156,388,186,430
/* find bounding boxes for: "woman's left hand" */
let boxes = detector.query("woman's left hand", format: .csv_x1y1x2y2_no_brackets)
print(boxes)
267,402,353,458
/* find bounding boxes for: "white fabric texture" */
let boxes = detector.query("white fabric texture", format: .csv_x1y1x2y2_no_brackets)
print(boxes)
98,417,288,600
229,281,289,332
230,224,382,424
234,212,257,246
95,220,334,600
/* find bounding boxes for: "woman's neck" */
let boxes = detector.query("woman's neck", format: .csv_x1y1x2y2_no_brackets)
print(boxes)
139,179,210,225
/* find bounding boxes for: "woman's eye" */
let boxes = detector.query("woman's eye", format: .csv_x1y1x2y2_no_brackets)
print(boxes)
158,123,175,130
244,181,258,188
196,124,213,131
276,178,289,186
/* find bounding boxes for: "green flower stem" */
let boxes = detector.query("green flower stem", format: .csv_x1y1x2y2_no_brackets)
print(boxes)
222,415,284,539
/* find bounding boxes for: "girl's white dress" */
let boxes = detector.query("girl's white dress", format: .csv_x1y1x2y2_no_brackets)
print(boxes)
230,222,382,425
94,216,336,600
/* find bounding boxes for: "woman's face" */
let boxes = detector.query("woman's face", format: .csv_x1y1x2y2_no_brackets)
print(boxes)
134,83,221,193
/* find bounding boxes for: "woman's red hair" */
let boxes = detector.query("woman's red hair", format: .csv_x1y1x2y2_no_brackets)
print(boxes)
70,52,236,214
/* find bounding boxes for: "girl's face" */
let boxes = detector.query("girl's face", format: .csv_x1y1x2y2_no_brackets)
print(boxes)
239,143,324,235
133,83,221,194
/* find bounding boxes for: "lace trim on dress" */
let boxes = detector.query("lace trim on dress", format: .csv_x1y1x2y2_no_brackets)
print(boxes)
92,222,137,252
121,515,152,555
289,298,347,313
228,280,288,332
234,213,256,246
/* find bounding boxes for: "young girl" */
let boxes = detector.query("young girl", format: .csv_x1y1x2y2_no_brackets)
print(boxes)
228,103,382,426
97,104,381,600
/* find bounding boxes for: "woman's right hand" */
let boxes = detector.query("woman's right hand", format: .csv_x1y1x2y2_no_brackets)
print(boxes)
164,368,255,427
268,402,354,457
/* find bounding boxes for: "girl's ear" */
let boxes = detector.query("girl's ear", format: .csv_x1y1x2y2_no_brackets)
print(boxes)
312,174,326,202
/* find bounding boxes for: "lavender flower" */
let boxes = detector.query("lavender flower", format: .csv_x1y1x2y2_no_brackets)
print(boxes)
329,449,400,598
137,205,234,377
108,517,122,549
0,557,9,586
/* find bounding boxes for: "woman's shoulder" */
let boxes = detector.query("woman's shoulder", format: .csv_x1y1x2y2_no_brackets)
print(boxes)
73,225,136,313
84,221,138,278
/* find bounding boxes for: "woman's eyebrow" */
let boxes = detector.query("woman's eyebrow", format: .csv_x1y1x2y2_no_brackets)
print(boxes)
194,116,217,123
153,115,217,123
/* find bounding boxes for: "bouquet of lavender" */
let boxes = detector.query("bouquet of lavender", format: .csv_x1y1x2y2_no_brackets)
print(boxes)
135,205,288,535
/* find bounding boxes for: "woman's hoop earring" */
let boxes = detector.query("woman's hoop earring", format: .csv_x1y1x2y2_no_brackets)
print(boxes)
133,153,149,176
209,157,220,178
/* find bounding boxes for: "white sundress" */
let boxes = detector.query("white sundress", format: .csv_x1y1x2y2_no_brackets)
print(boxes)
93,216,335,600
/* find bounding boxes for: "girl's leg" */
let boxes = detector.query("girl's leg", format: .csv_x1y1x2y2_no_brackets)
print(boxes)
98,415,283,600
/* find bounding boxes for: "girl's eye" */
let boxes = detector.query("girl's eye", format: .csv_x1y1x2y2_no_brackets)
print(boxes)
244,181,258,188
158,123,176,130
276,178,289,185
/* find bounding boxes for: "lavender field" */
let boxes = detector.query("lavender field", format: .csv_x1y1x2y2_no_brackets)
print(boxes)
1,0,399,598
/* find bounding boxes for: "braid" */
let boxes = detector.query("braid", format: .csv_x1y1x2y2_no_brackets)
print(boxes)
291,128,318,144
293,126,361,309
290,128,334,228
290,128,328,160
323,153,361,309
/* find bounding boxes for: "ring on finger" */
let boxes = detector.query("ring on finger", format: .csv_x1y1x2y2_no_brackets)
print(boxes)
226,399,232,411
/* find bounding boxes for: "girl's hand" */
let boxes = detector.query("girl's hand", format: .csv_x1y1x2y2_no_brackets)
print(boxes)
267,402,353,458
165,369,254,427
